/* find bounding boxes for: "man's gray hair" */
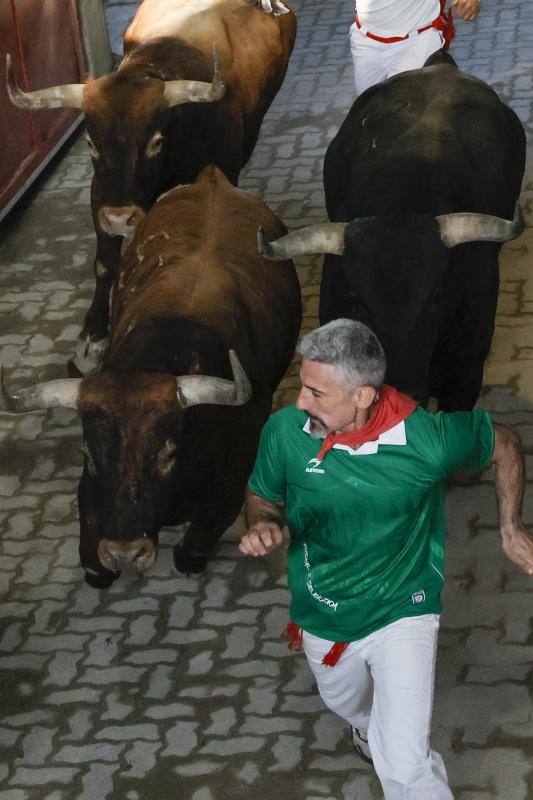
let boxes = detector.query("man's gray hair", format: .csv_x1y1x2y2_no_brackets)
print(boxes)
298,319,386,390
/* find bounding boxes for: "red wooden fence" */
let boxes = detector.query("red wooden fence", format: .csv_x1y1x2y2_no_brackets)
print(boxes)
0,0,87,220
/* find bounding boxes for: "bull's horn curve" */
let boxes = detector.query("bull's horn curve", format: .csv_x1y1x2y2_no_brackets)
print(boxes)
436,204,525,248
163,46,225,108
175,350,251,409
0,365,81,413
258,223,348,261
5,53,85,110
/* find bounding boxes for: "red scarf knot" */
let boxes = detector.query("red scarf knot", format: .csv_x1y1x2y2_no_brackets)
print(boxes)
314,384,417,462
281,622,349,667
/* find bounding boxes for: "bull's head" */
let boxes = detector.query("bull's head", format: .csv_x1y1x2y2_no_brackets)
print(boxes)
1,351,250,586
5,50,225,239
257,206,524,404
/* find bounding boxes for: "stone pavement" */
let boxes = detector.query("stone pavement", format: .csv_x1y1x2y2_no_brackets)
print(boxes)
0,1,532,799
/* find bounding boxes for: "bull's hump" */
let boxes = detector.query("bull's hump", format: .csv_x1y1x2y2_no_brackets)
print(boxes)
126,0,246,44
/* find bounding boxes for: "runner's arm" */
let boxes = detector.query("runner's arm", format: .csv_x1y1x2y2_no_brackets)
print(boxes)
239,489,286,556
492,423,533,575
451,0,480,22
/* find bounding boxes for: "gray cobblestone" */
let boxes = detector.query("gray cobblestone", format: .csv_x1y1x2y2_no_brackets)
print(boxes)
123,741,161,778
61,710,94,741
205,707,237,736
0,1,532,798
162,721,199,757
55,743,124,762
9,768,79,786
78,764,116,800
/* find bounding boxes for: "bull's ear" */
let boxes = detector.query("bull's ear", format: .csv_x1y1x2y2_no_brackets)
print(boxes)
258,223,348,261
5,53,85,110
436,204,524,247
175,350,251,408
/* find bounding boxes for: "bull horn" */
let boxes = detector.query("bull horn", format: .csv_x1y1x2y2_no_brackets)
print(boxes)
5,53,85,110
175,350,251,408
436,203,525,248
0,365,81,413
163,46,225,108
258,223,348,261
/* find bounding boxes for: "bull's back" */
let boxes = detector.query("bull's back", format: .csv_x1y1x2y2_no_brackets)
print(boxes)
109,167,301,385
326,65,525,220
126,0,295,75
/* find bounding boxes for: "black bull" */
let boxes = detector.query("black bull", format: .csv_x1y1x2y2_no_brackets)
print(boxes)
260,58,526,411
1,167,302,588
6,0,296,375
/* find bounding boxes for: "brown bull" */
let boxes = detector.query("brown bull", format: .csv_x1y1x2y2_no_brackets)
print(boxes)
6,0,296,374
1,166,302,590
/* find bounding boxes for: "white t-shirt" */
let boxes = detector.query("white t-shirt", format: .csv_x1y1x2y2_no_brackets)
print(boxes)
355,0,441,37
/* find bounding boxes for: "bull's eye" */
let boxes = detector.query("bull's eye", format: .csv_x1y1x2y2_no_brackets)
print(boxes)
86,134,100,161
80,441,98,477
146,132,164,158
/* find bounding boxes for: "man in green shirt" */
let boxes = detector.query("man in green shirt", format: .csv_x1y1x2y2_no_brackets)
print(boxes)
239,318,533,800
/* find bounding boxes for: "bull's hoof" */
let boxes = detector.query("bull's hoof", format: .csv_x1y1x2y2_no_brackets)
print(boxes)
71,335,109,376
84,569,119,589
173,545,208,575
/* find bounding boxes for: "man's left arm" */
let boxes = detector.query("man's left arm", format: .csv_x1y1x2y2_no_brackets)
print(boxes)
492,423,533,575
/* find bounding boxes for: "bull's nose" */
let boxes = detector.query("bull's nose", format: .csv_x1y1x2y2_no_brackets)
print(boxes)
98,205,145,237
98,537,157,574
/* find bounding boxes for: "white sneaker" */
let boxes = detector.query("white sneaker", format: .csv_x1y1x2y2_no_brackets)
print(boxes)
350,726,373,765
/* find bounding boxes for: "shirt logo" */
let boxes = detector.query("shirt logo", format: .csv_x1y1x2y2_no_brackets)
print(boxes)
306,457,325,474
303,543,338,610
411,590,426,605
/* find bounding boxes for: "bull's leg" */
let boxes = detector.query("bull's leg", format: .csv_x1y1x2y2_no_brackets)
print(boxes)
70,177,122,375
173,501,242,574
430,244,500,412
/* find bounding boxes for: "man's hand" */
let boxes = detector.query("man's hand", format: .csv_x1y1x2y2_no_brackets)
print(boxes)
258,0,290,16
239,520,284,556
501,525,533,576
451,0,480,22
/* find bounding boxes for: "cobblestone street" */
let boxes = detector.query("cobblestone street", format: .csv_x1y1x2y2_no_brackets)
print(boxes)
0,1,532,798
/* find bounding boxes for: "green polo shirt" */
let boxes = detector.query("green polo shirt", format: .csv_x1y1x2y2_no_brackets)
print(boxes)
248,406,494,642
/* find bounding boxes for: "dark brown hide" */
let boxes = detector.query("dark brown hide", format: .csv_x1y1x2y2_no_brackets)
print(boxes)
76,0,297,371
77,165,301,588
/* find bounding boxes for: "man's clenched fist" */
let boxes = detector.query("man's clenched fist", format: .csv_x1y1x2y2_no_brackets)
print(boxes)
239,521,284,556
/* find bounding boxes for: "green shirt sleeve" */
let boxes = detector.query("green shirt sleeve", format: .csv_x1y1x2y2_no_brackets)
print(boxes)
248,413,287,503
432,409,495,476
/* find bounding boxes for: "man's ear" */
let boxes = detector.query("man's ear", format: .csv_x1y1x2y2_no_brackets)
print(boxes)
353,386,378,410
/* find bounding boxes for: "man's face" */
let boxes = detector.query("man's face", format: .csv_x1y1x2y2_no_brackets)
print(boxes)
296,359,359,437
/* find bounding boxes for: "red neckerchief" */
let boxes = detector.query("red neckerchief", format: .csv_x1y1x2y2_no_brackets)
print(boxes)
314,384,417,462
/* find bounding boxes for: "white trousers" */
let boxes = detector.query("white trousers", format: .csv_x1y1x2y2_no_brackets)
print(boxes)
303,614,454,800
349,23,444,97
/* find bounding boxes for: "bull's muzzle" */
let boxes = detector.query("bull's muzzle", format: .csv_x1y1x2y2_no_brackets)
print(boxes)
97,537,157,574
98,205,145,238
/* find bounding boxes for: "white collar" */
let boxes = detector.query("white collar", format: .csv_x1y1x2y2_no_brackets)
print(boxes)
302,418,407,456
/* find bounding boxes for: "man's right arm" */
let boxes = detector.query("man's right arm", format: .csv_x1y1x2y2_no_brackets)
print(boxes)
451,0,480,21
239,489,285,557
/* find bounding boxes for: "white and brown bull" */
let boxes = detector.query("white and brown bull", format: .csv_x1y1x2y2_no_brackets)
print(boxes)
1,166,301,589
6,0,296,374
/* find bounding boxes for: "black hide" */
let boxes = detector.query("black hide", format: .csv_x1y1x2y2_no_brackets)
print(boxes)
321,214,449,407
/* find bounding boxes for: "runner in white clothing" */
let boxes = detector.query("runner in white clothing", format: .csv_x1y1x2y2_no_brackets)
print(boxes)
350,0,481,96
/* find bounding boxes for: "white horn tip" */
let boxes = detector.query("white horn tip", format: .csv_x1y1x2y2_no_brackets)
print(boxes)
228,350,252,405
